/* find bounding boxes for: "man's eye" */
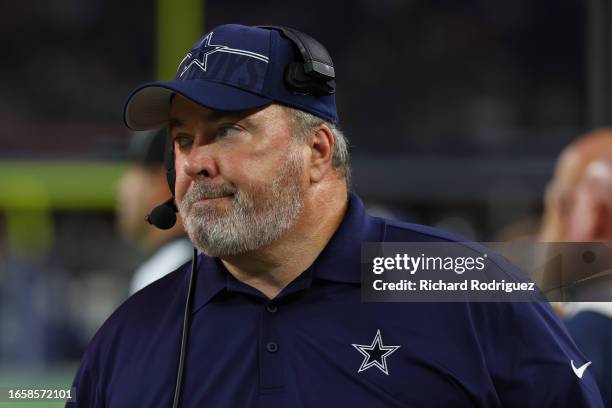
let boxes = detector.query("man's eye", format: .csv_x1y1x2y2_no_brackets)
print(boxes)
174,135,193,149
218,127,241,138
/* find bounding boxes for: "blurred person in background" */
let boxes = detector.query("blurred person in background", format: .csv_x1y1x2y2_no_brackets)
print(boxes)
538,128,612,406
540,128,612,243
537,129,612,299
117,129,192,294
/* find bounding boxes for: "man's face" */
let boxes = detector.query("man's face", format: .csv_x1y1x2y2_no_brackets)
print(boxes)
169,95,305,257
116,165,162,242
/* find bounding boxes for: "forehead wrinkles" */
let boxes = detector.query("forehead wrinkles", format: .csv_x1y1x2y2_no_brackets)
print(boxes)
239,104,293,135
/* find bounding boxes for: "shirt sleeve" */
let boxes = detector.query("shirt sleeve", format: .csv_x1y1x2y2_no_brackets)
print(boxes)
564,311,612,407
480,301,604,407
65,334,105,407
66,344,105,408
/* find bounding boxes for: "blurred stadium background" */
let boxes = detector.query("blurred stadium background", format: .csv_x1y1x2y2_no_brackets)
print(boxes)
0,0,606,405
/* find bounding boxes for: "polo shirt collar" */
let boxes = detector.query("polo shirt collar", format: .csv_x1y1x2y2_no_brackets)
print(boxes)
192,256,227,311
310,192,383,284
191,192,383,311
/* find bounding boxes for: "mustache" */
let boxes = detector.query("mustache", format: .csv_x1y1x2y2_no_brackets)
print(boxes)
181,181,238,209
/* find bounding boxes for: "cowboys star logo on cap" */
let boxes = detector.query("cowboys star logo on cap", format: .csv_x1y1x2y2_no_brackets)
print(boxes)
178,31,269,77
352,329,400,375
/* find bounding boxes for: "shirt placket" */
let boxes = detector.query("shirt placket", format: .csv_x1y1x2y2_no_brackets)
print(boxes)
258,299,285,403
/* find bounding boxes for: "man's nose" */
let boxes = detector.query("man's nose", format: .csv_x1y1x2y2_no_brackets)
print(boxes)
182,145,219,179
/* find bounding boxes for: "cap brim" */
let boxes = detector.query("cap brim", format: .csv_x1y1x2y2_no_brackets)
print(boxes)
123,81,273,130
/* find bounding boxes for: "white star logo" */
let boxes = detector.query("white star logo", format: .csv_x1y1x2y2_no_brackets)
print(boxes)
178,31,269,77
351,329,401,375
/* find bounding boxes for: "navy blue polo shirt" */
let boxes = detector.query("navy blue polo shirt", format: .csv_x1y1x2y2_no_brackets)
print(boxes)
565,311,612,407
68,193,603,407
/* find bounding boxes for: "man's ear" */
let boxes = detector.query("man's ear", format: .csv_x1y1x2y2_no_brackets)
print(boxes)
307,125,335,183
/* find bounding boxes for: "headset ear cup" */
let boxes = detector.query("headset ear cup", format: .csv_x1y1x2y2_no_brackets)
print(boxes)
284,62,335,96
284,62,310,94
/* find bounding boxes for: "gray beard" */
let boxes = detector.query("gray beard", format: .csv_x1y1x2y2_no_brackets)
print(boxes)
177,147,304,257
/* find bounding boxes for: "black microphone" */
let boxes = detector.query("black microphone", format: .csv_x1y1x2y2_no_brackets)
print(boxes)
146,197,178,230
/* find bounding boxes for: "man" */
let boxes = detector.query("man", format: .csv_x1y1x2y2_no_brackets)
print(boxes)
68,24,603,407
539,128,612,243
116,129,192,294
539,129,612,406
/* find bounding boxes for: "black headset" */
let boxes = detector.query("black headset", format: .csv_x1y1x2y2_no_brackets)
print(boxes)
143,25,336,408
257,25,336,96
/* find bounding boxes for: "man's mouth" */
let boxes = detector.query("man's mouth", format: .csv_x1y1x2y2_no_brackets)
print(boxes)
198,194,234,202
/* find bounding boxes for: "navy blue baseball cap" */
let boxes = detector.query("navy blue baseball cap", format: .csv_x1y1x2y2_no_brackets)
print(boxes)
124,24,338,130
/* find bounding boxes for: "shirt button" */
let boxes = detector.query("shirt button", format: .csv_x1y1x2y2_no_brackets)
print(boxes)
266,304,278,313
266,342,279,353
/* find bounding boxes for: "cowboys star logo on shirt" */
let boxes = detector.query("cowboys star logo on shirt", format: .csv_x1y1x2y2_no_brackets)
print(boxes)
352,329,400,375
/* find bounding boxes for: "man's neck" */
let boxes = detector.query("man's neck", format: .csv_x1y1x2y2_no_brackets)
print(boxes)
220,186,349,299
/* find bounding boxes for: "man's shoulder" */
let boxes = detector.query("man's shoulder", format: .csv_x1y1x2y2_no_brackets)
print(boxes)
371,214,537,293
70,263,191,406
85,262,190,356
125,260,190,312
373,215,467,243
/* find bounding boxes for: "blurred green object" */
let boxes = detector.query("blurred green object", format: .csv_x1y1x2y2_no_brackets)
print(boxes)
0,161,124,210
0,161,124,256
155,0,204,81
